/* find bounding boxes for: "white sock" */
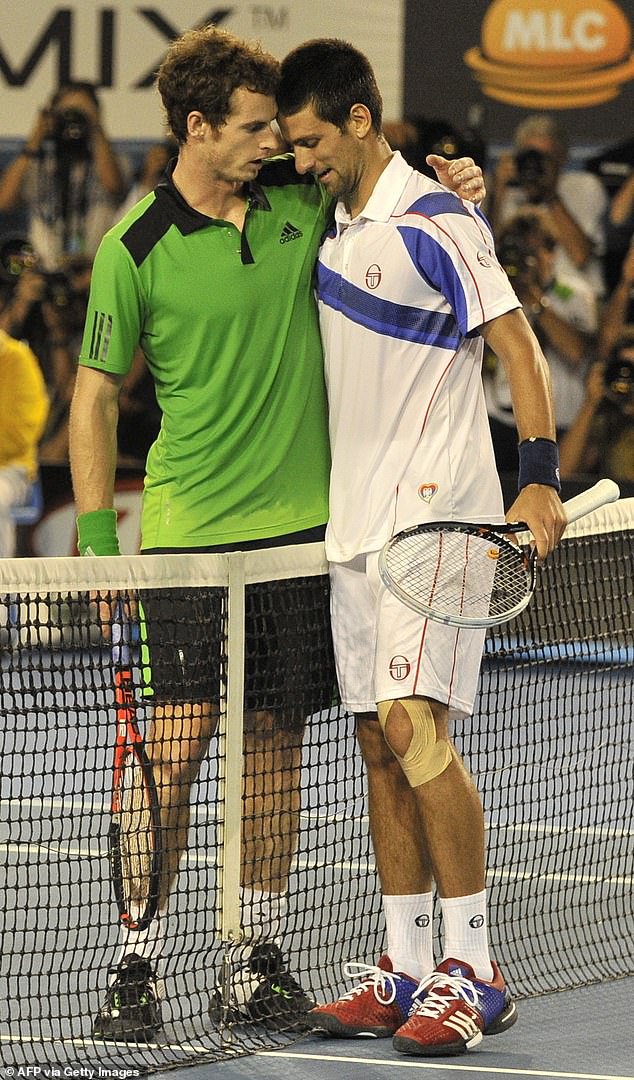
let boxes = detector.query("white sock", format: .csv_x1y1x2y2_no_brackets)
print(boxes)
240,887,288,947
383,892,435,980
115,906,167,983
440,890,494,982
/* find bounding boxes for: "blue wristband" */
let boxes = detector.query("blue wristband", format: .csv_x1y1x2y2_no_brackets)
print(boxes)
518,437,561,492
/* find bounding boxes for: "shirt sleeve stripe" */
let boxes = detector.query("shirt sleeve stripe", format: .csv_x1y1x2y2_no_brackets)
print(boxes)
87,311,113,363
404,191,474,220
396,225,472,334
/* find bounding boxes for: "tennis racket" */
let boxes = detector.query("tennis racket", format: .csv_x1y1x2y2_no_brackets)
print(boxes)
108,609,161,932
378,478,620,629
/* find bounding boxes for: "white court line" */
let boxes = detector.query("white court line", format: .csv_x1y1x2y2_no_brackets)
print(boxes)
0,1036,631,1080
487,869,633,887
0,1031,206,1054
0,797,632,839
0,840,631,887
0,842,373,876
0,1030,218,1058
0,799,632,886
489,822,634,840
260,1050,634,1080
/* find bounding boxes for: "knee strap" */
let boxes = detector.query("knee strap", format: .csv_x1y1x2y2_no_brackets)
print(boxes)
377,698,452,788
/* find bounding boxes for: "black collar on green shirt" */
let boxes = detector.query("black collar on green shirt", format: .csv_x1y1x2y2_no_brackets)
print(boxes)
123,159,273,268
153,158,271,263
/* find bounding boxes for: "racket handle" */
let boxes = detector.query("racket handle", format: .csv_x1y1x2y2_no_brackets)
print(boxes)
562,478,620,525
111,600,131,667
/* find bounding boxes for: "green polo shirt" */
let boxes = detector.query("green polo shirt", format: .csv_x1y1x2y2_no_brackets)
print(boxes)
78,156,332,548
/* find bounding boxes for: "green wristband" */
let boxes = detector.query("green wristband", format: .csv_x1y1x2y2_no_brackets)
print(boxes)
76,509,121,556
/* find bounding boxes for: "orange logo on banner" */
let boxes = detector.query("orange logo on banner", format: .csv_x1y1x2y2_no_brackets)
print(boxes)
464,0,634,108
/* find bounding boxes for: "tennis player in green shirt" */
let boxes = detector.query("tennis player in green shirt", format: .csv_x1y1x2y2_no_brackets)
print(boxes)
69,23,485,1042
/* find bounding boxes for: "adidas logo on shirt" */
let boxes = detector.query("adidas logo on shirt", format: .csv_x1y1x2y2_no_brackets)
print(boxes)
280,221,303,244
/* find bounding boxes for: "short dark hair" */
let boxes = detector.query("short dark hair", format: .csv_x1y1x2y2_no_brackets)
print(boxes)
157,25,280,144
277,38,383,134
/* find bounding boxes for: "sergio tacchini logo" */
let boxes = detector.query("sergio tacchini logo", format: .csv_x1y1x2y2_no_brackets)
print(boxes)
464,0,634,108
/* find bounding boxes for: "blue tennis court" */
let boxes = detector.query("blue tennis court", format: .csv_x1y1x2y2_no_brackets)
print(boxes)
0,510,632,1078
1,648,632,1074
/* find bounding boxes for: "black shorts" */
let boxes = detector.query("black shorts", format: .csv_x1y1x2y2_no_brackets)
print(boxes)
139,527,337,732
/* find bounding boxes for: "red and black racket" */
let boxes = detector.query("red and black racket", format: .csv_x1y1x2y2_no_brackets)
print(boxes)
108,609,161,932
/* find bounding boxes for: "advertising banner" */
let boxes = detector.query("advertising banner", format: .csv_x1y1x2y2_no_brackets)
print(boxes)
0,1,404,142
404,0,634,156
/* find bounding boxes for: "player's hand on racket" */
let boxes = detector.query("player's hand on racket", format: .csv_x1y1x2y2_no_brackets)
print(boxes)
88,589,137,644
427,154,486,205
505,484,568,561
378,480,619,628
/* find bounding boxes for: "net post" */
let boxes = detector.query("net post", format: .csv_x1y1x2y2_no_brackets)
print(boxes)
216,551,246,1036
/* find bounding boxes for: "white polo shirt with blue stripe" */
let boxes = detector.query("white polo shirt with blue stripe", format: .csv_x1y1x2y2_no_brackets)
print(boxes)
318,151,521,564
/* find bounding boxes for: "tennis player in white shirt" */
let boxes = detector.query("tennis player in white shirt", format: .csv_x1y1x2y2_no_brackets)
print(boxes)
278,38,566,1058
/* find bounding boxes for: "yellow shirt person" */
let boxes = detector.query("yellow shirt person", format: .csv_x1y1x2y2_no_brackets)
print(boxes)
0,329,49,556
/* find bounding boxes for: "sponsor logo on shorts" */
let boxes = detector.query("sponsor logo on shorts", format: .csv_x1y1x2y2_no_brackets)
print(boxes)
365,263,382,289
389,655,411,680
418,482,438,503
469,914,485,928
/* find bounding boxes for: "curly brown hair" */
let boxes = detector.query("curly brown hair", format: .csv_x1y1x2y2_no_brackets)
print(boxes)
157,25,280,144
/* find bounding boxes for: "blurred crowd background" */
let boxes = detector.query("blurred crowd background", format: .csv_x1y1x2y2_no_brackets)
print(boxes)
0,81,632,556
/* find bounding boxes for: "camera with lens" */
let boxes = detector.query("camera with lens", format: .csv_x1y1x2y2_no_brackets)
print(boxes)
514,147,549,186
603,353,634,410
496,232,536,282
0,234,73,308
50,106,91,156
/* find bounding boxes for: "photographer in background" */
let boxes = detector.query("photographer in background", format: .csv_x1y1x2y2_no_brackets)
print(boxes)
488,113,607,302
0,234,91,463
118,137,178,217
485,211,597,471
0,233,156,467
559,347,634,483
598,233,634,364
0,82,128,271
382,114,485,179
602,163,634,292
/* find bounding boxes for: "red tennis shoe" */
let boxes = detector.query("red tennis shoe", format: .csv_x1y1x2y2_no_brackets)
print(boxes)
392,957,517,1056
310,955,419,1038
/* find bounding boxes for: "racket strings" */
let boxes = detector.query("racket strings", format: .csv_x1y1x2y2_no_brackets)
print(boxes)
384,530,531,620
118,752,157,908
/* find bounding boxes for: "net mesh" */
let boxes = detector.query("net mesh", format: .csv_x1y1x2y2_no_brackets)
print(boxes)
0,502,632,1072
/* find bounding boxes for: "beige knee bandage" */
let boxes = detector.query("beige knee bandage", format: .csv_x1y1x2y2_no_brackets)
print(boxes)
377,698,452,788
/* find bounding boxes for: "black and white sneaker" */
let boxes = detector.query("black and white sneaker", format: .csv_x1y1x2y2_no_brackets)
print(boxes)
208,942,315,1032
93,953,162,1042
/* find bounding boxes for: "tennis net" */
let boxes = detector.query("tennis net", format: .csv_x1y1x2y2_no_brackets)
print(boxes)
0,499,632,1073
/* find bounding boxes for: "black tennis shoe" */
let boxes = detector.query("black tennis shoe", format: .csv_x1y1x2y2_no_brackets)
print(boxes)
208,941,315,1032
92,953,162,1042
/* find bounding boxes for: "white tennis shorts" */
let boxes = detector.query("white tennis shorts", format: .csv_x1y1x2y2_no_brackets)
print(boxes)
330,551,486,715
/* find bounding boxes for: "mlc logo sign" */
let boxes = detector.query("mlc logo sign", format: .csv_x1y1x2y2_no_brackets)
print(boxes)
464,0,634,108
